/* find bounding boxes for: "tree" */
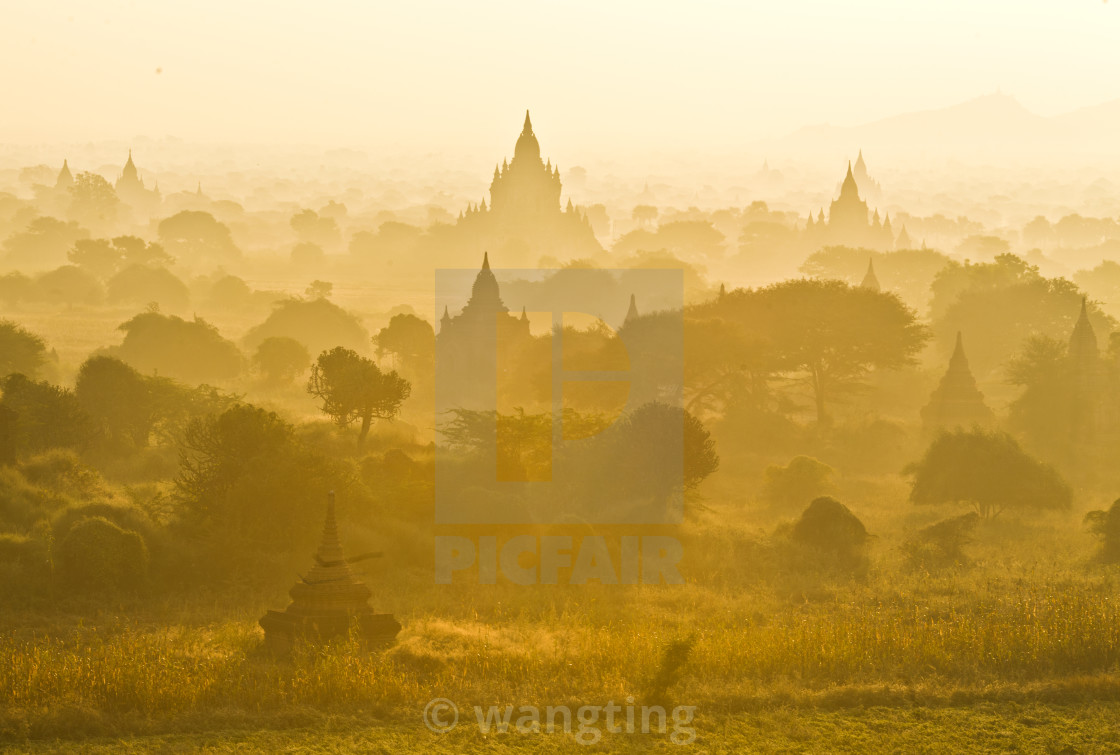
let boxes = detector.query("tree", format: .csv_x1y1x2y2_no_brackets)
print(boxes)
1084,499,1120,563
56,516,148,592
906,428,1072,518
290,209,340,249
935,275,1112,379
75,356,155,448
157,211,239,262
304,279,332,300
800,246,951,315
68,172,120,229
69,236,172,279
1005,335,1073,460
175,404,343,569
752,279,927,424
31,265,104,305
307,347,411,446
242,297,370,358
252,337,310,386
375,313,434,374
2,216,88,271
0,321,47,379
0,374,96,457
632,204,658,230
107,265,190,312
112,312,243,385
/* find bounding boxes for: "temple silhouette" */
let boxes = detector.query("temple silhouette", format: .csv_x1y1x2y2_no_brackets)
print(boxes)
436,253,533,412
455,112,601,265
114,150,161,212
259,492,400,653
805,157,907,251
920,332,994,431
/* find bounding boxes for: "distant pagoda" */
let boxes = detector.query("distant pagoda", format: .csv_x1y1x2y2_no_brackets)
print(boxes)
920,332,994,431
259,492,400,653
860,258,881,292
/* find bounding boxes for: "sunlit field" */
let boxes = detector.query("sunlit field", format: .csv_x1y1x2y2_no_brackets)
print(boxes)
6,3,1120,753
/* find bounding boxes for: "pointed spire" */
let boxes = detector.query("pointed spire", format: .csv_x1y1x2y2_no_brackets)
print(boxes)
625,293,639,322
839,161,860,199
951,331,966,362
520,305,528,322
316,490,345,567
523,110,532,133
55,159,73,188
718,282,727,301
1069,296,1099,364
440,304,451,329
481,251,490,271
566,198,574,213
493,164,500,180
896,224,912,250
921,331,993,430
860,258,880,292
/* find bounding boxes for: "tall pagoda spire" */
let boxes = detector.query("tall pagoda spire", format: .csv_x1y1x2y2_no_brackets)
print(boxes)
920,332,993,431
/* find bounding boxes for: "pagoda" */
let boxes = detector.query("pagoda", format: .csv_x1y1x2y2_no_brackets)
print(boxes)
860,258,880,292
259,492,400,653
920,332,994,431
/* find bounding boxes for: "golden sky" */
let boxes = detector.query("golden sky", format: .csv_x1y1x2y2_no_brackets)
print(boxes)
1,1,1117,161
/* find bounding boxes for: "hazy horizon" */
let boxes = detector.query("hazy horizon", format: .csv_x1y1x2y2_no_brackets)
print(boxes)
2,1,1118,168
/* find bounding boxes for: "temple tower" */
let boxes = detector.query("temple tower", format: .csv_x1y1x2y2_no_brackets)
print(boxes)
920,332,994,431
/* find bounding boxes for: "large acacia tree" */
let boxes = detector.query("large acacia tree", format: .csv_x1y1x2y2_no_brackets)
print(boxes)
691,279,927,424
307,347,410,446
906,428,1072,519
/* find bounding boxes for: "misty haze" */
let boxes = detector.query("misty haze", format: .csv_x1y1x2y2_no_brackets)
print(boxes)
3,2,1120,753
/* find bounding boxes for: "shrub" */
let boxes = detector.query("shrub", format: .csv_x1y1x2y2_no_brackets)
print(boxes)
906,428,1071,518
761,455,833,507
789,496,869,567
902,511,981,570
55,516,148,591
51,502,154,544
1085,499,1120,563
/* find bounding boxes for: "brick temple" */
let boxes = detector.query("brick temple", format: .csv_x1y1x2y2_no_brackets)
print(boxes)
259,492,400,653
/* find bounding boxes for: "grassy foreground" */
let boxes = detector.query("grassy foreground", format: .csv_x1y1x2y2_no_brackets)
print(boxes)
4,703,1120,754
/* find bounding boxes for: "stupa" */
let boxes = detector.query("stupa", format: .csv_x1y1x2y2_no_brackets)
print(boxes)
259,492,400,653
920,332,994,431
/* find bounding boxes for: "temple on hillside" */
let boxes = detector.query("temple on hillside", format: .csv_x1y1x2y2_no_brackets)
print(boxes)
920,332,994,431
259,492,400,653
114,150,161,212
456,112,601,264
804,161,895,251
